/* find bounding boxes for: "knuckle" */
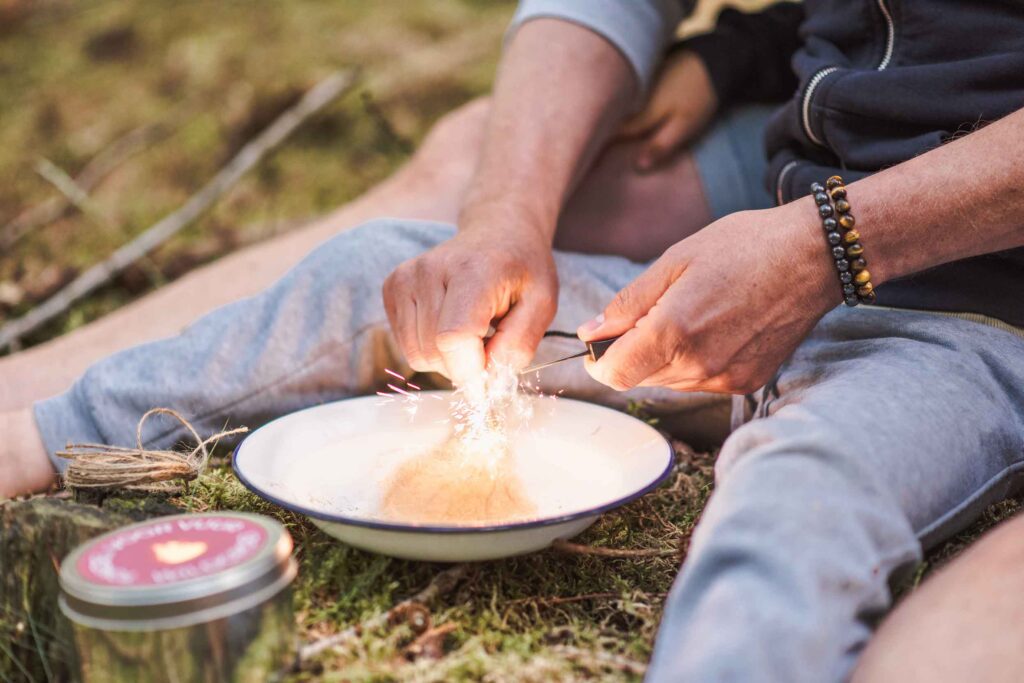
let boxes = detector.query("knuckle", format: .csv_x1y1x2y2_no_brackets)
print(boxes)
412,256,435,281
610,286,635,315
390,261,415,287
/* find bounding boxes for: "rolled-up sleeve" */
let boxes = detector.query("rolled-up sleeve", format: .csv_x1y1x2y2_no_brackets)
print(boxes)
509,0,693,95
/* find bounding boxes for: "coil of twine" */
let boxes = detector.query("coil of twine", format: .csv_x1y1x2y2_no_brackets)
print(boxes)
57,407,248,493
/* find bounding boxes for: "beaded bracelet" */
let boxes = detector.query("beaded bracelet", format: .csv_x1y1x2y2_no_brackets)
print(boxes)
810,175,876,306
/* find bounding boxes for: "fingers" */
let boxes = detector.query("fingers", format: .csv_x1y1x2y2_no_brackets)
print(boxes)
383,265,430,373
414,269,446,374
583,306,679,391
619,108,665,139
578,249,691,391
486,285,557,370
577,248,685,343
434,277,492,387
634,115,692,172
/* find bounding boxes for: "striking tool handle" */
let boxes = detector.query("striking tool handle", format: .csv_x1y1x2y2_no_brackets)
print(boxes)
586,337,619,362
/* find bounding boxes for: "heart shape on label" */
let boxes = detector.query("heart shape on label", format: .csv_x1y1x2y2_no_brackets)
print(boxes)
151,540,209,565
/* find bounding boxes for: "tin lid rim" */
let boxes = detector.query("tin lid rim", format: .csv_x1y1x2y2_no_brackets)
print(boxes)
59,512,292,607
60,557,297,631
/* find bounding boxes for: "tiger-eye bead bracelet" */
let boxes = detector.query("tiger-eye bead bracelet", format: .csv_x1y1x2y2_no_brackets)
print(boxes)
810,175,876,306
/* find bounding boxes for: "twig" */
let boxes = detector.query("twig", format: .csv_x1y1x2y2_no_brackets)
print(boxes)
33,158,109,230
508,592,620,607
298,563,468,662
552,645,648,676
551,539,678,558
1,123,172,250
0,69,358,351
508,590,668,608
402,622,457,661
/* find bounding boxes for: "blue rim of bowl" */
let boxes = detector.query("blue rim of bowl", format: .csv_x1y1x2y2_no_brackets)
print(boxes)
231,401,675,535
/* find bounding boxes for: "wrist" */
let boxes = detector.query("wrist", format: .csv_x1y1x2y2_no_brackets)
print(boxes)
457,196,556,246
779,198,844,313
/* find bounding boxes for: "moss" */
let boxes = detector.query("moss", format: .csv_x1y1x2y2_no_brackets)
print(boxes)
157,442,715,681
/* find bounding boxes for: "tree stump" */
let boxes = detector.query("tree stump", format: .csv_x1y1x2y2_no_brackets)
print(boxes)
0,496,175,681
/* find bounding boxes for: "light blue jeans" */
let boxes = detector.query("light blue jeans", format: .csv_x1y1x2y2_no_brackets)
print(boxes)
34,109,1024,682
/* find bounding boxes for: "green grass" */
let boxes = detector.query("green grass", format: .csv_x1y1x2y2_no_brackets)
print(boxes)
2,2,1021,680
0,0,511,344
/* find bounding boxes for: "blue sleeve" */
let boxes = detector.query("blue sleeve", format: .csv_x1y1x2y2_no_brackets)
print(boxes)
509,0,695,96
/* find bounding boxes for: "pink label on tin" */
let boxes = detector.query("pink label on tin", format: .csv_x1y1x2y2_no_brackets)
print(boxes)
77,516,268,586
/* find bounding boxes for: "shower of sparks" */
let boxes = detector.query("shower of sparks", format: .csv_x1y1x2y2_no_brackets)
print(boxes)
376,371,425,416
377,364,542,472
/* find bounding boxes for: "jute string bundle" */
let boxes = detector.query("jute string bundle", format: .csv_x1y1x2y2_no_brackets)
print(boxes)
57,408,248,493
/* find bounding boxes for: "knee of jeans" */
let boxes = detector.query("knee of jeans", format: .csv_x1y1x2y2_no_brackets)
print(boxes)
715,410,880,495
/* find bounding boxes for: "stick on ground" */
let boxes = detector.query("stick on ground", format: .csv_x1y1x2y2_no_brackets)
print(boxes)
298,563,469,663
33,158,110,230
551,538,678,558
0,122,172,250
0,69,357,351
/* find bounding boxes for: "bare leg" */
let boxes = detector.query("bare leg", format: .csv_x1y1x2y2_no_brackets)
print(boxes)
853,514,1024,683
0,409,54,497
1,98,713,413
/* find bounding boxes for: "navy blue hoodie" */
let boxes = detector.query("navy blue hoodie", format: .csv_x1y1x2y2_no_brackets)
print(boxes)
683,0,1024,326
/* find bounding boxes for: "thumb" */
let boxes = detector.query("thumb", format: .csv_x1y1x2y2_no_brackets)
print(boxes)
578,253,683,341
634,115,691,172
486,287,556,370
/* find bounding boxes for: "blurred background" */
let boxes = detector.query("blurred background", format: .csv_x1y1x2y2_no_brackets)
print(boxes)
0,0,768,350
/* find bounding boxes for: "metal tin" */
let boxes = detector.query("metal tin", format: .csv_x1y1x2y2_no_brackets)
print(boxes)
59,512,297,682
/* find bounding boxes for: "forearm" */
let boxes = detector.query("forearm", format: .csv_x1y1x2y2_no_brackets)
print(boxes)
787,107,1024,295
854,108,1024,285
460,18,636,241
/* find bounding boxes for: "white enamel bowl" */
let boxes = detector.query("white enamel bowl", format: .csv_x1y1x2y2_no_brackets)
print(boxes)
233,392,673,562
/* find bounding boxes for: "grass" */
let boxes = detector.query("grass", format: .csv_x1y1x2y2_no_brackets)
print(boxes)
2,1,1021,680
0,0,510,345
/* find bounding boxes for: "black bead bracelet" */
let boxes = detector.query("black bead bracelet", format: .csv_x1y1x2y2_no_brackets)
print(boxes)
811,176,876,306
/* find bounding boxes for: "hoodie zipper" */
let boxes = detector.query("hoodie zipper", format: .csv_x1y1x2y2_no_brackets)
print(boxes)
782,0,897,200
875,0,895,70
800,66,839,146
775,160,800,205
800,0,895,147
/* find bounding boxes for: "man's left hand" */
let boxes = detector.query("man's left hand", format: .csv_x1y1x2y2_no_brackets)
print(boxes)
577,202,837,394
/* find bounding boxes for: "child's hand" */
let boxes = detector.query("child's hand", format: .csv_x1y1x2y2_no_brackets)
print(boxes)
620,50,718,172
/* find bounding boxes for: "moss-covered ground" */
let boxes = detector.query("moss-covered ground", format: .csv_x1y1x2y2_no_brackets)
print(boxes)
1,1,1021,680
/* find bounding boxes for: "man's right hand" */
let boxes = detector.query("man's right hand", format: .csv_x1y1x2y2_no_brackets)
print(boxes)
382,214,558,388
381,17,640,387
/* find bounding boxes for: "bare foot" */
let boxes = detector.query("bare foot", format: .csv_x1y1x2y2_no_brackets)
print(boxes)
0,409,57,498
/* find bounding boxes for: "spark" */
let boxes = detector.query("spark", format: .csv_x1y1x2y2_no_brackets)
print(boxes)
386,383,416,399
377,364,551,476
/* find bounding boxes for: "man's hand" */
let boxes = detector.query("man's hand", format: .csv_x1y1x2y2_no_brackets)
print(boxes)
578,202,835,394
381,18,637,387
383,213,557,387
619,50,718,172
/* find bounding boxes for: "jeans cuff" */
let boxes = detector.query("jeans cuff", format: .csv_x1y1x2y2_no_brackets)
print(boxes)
33,387,104,474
